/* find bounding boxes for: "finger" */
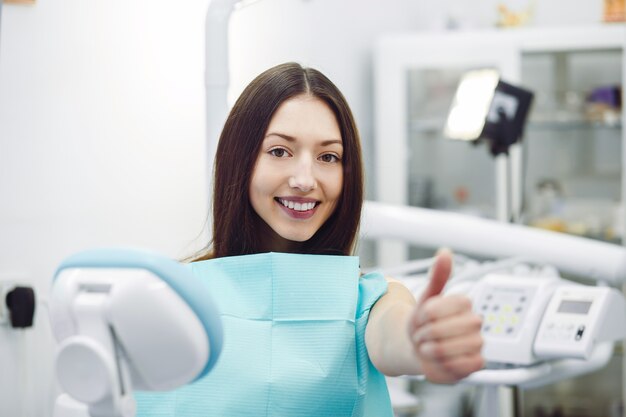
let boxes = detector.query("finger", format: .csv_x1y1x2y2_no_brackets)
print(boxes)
412,313,482,344
415,294,473,325
420,362,460,385
417,333,484,361
418,248,453,305
438,352,485,380
420,352,483,384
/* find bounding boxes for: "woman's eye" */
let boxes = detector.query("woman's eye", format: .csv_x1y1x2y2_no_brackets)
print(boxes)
269,148,289,158
319,154,340,163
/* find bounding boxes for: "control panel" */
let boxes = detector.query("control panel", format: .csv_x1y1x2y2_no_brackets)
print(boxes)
534,286,625,360
470,274,561,365
469,274,626,366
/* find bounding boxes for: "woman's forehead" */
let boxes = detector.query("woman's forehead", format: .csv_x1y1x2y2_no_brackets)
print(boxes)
267,95,342,142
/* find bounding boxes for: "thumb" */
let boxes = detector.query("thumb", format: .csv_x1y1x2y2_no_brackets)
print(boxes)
418,248,453,305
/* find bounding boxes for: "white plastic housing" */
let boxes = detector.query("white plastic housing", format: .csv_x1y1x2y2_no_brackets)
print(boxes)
534,286,626,360
469,274,563,365
50,268,209,391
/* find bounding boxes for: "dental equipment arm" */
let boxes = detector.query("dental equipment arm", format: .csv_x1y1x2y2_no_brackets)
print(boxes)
49,248,223,417
361,201,626,285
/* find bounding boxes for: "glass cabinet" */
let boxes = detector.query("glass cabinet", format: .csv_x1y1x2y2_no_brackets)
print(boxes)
373,26,625,265
522,47,622,244
373,25,626,417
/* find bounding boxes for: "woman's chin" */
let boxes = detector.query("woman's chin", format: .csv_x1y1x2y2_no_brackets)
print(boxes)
280,233,313,244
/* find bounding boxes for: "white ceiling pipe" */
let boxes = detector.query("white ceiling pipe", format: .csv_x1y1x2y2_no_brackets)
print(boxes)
205,0,263,240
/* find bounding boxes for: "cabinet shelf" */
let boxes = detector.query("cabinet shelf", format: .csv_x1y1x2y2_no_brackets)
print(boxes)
527,119,622,131
409,118,622,136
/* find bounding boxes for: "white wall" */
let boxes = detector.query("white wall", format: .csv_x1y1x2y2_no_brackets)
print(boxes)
0,1,211,415
410,0,602,31
0,0,604,415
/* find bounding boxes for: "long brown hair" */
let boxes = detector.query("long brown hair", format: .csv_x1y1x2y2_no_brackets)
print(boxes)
193,62,363,260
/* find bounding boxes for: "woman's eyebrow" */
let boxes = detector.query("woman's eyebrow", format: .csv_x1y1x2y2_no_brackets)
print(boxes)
320,139,343,147
265,132,295,142
265,132,342,146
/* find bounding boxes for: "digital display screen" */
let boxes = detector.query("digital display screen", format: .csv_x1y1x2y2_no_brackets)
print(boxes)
557,300,592,315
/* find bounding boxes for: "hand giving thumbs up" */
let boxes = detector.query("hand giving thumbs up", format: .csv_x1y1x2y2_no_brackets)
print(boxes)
408,248,484,383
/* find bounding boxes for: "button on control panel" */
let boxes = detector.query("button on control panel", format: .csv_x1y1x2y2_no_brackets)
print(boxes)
539,321,586,342
475,286,535,339
469,274,563,366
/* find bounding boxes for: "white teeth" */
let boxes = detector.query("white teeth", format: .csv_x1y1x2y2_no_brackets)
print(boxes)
278,199,316,211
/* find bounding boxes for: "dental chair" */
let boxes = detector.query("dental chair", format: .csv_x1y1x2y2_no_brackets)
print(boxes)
49,248,223,417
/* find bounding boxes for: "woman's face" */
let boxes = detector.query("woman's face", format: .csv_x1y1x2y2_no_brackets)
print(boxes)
250,94,343,250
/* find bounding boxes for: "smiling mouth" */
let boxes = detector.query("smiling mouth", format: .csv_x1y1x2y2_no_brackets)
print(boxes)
274,197,319,212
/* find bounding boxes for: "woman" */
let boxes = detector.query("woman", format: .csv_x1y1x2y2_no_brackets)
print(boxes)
137,62,483,416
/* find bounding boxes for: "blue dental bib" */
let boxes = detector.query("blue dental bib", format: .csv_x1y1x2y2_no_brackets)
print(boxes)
135,252,392,417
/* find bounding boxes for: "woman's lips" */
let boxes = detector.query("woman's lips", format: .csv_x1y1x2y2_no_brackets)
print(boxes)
275,198,318,220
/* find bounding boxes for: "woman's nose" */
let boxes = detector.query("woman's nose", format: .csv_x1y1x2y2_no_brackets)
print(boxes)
288,158,317,192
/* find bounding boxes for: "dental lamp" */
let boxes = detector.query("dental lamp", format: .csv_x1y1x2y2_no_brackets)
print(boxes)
444,68,534,157
49,248,223,417
442,69,534,222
